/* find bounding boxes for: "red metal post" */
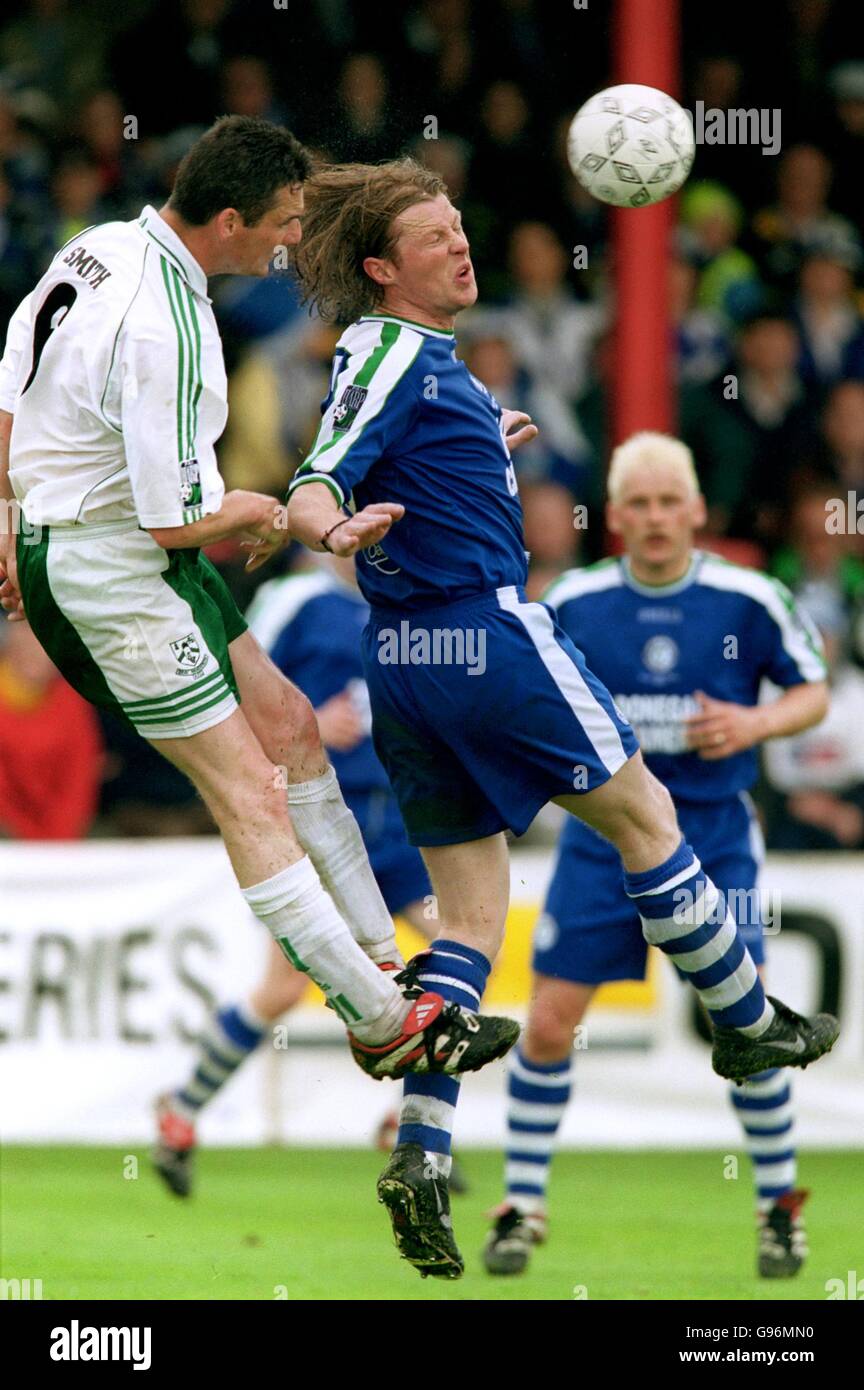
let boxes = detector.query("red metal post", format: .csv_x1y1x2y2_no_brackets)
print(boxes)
611,0,680,445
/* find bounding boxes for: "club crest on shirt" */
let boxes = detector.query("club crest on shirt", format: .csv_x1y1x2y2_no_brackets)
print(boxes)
332,384,368,431
642,634,678,674
179,458,201,505
170,632,206,675
362,541,401,575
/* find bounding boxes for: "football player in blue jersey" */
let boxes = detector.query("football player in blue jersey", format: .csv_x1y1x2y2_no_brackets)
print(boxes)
484,431,831,1280
151,554,440,1197
286,158,838,1280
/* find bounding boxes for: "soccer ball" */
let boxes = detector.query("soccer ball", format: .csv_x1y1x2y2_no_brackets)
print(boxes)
567,83,695,208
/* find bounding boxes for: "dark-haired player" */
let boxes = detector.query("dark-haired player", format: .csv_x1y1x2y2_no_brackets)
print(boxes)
0,118,517,1089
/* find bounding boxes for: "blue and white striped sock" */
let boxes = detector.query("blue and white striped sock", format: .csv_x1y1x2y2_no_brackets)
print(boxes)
398,939,491,1179
504,1046,572,1214
175,1002,267,1118
729,1068,796,1212
624,839,773,1036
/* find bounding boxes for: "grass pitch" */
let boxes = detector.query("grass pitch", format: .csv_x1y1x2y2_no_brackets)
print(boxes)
2,1147,861,1301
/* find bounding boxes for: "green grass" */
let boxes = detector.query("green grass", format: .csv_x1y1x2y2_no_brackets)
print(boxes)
2,1147,861,1301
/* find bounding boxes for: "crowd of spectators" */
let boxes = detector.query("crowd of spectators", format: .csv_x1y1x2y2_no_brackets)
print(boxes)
2,0,864,849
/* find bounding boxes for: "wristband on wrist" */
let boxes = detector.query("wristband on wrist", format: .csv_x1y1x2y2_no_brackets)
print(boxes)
320,516,351,552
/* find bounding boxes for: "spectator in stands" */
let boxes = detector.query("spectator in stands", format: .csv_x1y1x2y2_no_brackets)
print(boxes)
0,0,103,112
684,55,764,212
0,170,41,337
824,62,864,230
317,53,401,164
0,97,53,272
220,315,341,495
74,89,150,218
772,483,864,636
678,181,762,324
0,621,102,840
221,55,290,127
501,220,604,403
397,0,481,135
47,146,109,253
460,330,588,596
462,328,592,496
793,238,864,394
820,379,864,498
469,80,555,243
669,253,730,385
749,143,860,293
681,308,821,546
762,617,864,852
110,0,239,137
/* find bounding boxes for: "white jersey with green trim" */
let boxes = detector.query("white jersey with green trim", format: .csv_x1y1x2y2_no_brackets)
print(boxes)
0,205,227,528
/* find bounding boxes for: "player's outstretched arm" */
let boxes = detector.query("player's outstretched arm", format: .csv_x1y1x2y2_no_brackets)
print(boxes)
148,489,288,555
286,479,404,557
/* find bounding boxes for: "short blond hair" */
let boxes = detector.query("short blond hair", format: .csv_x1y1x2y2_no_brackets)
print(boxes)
607,431,700,503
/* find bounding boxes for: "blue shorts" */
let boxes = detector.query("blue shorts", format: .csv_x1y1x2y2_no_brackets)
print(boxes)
534,792,767,983
362,585,639,847
347,786,432,915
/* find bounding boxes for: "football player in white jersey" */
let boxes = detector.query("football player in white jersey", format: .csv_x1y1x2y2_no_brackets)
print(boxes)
0,116,519,1090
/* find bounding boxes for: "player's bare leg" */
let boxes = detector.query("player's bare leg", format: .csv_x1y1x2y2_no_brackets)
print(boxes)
233,630,407,968
420,830,511,961
152,707,410,1033
150,709,513,1083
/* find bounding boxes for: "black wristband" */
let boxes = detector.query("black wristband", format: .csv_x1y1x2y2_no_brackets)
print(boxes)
320,516,350,552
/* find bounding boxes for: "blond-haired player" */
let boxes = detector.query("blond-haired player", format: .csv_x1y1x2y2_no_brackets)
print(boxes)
486,431,831,1280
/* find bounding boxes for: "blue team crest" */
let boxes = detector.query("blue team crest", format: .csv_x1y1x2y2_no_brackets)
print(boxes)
642,634,678,674
332,384,368,431
362,541,401,575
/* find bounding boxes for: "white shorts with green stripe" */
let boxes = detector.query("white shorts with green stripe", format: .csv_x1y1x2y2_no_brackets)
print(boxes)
17,519,246,739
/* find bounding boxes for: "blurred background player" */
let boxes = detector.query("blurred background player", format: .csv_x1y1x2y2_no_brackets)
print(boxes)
153,552,476,1196
484,432,829,1280
286,160,838,1280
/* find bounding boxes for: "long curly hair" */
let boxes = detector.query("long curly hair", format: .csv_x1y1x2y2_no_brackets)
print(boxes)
293,158,447,324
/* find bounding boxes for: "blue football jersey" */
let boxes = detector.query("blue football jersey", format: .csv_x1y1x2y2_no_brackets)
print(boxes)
244,570,388,793
544,551,827,801
286,313,528,610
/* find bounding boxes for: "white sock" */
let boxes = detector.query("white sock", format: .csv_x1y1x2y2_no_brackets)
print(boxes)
285,767,401,965
241,856,407,1043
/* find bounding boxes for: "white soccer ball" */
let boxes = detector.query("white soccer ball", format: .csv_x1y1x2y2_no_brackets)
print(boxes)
567,83,695,208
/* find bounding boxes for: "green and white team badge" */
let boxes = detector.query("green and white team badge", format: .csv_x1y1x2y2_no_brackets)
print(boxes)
332,384,368,431
170,632,207,676
179,458,203,522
